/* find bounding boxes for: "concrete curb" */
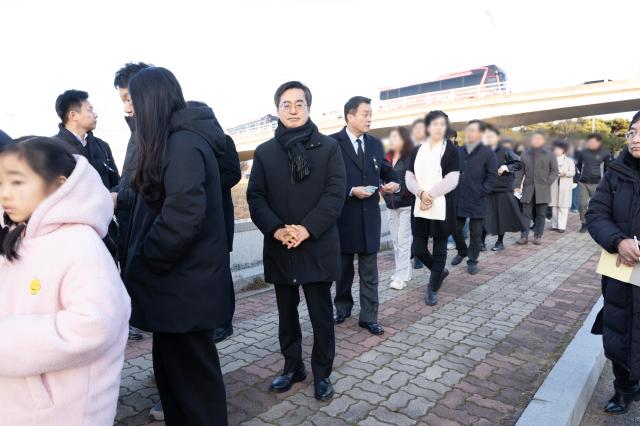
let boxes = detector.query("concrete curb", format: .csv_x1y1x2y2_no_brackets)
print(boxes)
516,296,605,426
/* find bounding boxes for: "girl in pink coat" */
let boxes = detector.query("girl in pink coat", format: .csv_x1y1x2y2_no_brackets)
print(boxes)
0,137,131,425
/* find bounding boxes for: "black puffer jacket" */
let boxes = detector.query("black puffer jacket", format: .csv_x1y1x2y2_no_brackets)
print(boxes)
587,150,640,380
124,106,234,333
383,153,414,209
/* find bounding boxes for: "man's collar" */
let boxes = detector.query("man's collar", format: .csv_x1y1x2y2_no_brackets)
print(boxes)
345,126,364,143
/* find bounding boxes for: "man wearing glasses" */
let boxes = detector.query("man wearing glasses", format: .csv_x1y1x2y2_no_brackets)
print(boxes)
247,81,346,401
586,111,640,415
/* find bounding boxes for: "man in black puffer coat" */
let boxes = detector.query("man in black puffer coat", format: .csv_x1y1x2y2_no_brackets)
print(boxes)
587,111,640,415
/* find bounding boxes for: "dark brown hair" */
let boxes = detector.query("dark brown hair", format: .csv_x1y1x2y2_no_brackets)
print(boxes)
388,126,414,159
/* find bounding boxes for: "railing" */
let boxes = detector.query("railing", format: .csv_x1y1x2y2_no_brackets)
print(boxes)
377,82,511,112
227,118,278,136
228,82,511,137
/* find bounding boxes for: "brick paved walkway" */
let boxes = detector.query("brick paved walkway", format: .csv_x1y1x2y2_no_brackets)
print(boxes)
116,216,603,425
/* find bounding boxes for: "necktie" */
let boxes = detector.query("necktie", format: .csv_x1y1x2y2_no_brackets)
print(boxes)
356,138,364,168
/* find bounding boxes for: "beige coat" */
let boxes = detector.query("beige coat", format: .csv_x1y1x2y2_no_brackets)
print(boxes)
550,155,576,208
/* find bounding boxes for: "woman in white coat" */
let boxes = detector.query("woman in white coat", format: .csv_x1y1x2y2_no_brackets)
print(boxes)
550,140,576,232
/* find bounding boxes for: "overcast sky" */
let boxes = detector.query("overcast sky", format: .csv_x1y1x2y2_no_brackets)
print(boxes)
1,0,639,165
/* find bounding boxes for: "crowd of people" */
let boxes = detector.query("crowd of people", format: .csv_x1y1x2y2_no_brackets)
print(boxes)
0,62,639,425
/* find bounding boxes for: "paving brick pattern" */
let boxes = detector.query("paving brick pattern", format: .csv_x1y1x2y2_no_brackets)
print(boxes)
116,217,602,425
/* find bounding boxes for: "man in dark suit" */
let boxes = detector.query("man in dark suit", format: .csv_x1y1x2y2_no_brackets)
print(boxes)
332,96,399,336
451,120,497,275
53,89,120,260
248,81,346,401
515,131,559,245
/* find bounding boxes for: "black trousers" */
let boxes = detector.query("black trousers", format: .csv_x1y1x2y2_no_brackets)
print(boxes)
152,331,227,426
613,360,639,393
335,252,379,323
522,193,548,238
274,281,335,381
452,217,484,264
412,235,448,288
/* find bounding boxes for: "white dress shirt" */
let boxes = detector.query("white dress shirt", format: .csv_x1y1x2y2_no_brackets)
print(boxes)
345,127,365,154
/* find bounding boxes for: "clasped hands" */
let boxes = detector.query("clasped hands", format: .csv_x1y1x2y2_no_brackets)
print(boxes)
419,191,434,211
274,225,310,249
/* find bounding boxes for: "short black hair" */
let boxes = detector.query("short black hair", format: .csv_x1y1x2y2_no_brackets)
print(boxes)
586,132,603,142
552,139,569,153
55,90,89,124
344,96,371,123
485,123,500,135
423,110,451,138
467,119,487,132
274,81,312,108
114,62,152,89
631,111,640,128
186,100,208,108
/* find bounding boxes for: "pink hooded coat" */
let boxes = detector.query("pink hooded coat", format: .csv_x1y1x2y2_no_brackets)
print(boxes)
0,156,131,425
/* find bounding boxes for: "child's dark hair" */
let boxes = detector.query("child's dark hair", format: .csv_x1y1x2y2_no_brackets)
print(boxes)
0,136,76,261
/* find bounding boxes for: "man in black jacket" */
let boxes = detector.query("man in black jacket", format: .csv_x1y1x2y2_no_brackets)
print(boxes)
333,97,399,336
586,112,640,414
451,120,497,274
577,133,612,233
54,89,120,259
248,81,346,401
112,63,151,346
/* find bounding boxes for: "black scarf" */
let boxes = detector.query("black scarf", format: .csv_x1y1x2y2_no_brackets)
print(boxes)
274,118,315,183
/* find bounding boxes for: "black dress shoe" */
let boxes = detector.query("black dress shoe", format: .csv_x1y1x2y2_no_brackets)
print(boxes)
334,312,351,324
425,286,438,306
579,224,588,233
359,321,384,335
412,257,424,269
432,269,449,292
451,254,466,266
492,242,505,251
213,324,233,344
468,263,479,275
314,378,334,401
269,369,307,393
604,387,640,415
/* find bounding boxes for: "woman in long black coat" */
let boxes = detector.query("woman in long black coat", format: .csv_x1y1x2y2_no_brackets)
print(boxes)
123,67,232,425
482,128,526,251
587,113,640,415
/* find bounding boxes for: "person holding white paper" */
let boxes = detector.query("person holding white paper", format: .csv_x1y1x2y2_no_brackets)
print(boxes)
586,111,640,415
405,110,460,306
